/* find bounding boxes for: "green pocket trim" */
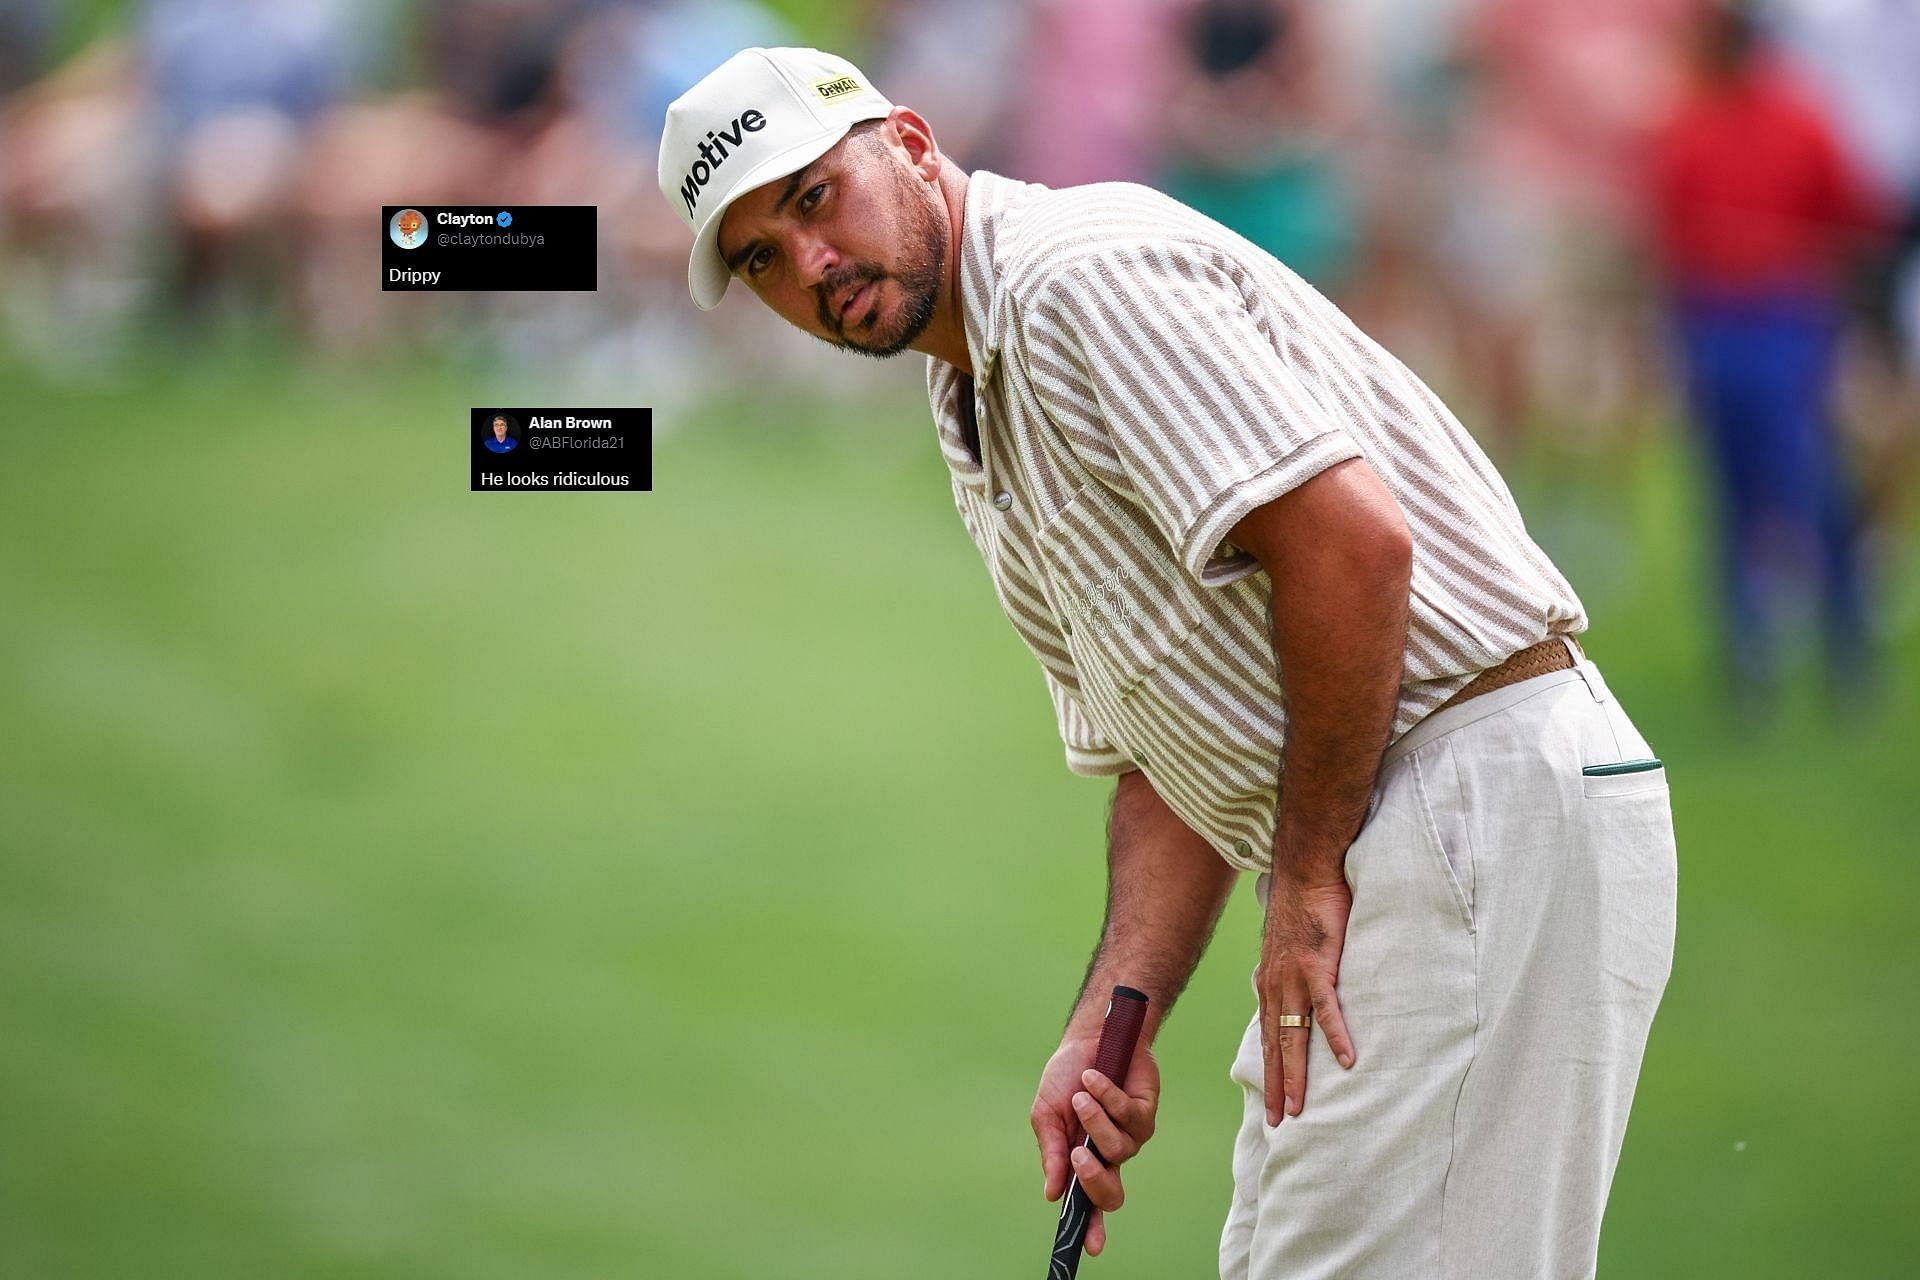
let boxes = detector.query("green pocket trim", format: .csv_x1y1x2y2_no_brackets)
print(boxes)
1581,757,1664,777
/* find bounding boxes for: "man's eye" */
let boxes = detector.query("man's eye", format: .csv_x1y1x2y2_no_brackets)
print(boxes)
801,183,827,212
748,246,774,276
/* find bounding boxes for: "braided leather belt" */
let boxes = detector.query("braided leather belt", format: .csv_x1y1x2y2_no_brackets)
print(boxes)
1440,635,1584,712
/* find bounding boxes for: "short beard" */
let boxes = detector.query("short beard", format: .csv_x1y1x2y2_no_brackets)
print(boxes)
817,168,948,360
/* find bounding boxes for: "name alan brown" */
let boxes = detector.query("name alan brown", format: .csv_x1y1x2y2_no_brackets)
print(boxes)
529,416,615,429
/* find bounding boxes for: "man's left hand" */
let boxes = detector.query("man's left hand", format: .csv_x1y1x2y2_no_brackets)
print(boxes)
1257,872,1357,1126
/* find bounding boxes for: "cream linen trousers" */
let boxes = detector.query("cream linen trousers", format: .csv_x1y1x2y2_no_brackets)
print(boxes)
1224,647,1677,1279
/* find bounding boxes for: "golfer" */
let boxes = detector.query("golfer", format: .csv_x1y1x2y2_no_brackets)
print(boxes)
659,47,1677,1279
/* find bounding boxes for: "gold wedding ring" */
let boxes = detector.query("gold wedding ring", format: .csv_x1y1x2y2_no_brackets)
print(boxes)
1273,1014,1312,1028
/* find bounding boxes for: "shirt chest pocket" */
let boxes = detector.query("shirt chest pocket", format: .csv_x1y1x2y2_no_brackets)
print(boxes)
1032,479,1205,694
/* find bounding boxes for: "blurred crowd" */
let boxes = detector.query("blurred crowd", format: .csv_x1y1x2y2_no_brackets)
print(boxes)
3,0,1916,696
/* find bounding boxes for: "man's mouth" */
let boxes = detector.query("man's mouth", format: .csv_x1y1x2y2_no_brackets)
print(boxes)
838,279,874,324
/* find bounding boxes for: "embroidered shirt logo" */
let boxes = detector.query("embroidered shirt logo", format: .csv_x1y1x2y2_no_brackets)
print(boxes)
1066,569,1141,634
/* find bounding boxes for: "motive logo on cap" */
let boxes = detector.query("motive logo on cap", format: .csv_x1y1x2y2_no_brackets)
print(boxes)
677,109,770,217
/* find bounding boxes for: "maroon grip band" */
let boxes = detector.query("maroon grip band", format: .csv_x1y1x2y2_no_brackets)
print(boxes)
1091,986,1149,1089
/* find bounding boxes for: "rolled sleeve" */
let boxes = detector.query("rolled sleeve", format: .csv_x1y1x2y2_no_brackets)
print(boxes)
1025,240,1363,585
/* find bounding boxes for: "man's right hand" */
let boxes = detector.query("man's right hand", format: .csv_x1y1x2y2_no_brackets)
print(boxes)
1030,1031,1161,1258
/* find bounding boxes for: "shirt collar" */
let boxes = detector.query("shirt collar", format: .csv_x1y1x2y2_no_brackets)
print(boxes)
927,169,1039,484
949,168,1035,388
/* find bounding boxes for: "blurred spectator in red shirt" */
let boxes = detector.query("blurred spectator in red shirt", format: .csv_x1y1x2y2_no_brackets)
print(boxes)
1647,6,1884,296
1645,2,1890,706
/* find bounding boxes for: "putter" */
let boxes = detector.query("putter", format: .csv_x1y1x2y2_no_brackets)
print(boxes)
1047,985,1149,1279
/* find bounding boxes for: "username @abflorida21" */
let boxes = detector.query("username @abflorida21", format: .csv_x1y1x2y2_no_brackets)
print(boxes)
472,408,651,491
385,206,596,290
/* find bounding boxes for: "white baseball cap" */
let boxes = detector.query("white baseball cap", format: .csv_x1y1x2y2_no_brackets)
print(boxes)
658,47,895,311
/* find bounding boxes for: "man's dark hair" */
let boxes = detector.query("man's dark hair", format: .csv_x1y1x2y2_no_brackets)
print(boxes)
1700,3,1762,75
843,118,888,151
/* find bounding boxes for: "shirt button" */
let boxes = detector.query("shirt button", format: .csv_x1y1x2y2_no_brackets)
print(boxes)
1234,839,1253,859
992,490,1013,511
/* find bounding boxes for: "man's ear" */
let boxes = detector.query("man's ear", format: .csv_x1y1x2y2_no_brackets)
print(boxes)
885,107,941,180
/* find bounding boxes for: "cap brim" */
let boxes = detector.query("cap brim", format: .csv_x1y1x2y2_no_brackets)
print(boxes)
685,121,870,311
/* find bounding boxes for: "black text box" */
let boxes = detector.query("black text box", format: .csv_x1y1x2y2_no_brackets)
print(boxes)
472,408,651,492
385,206,595,291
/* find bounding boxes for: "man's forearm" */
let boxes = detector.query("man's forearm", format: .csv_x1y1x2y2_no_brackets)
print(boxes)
1266,504,1411,882
1065,769,1239,1043
1224,458,1414,883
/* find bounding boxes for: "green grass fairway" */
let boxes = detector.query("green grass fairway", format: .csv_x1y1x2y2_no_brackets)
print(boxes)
3,351,1916,1277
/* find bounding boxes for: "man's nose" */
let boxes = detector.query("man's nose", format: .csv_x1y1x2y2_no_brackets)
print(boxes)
794,232,840,290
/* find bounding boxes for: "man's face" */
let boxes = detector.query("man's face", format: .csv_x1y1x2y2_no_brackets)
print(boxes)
715,125,946,359
400,212,422,239
493,419,508,441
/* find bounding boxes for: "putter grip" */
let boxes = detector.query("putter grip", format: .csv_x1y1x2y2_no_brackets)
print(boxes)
1047,985,1150,1280
1089,987,1148,1088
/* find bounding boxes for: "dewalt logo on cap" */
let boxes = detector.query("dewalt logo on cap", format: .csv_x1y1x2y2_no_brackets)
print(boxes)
813,75,861,101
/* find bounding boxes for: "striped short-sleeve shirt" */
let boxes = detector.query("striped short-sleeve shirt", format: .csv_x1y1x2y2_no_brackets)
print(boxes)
927,170,1586,872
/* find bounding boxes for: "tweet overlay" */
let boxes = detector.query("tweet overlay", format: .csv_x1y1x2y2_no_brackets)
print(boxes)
472,408,651,491
384,207,596,290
